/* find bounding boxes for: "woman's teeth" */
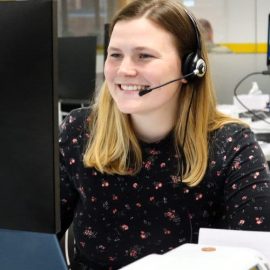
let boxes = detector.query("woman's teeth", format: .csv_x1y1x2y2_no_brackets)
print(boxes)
120,84,148,91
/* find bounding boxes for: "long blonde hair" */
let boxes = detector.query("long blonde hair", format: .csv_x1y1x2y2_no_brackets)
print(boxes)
84,0,240,186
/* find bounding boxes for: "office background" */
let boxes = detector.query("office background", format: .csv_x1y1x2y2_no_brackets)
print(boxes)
57,0,270,105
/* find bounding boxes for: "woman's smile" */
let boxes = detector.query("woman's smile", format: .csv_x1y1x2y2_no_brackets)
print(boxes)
118,84,149,91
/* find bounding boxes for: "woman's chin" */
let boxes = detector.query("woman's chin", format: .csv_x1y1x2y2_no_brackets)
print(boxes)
116,104,142,115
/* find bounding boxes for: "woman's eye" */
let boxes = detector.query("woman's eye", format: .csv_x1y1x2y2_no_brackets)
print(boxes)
139,53,153,59
109,53,122,58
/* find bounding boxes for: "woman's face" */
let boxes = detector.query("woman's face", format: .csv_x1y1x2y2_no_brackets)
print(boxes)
104,17,185,116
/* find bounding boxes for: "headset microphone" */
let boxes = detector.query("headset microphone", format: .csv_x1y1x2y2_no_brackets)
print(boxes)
138,69,201,97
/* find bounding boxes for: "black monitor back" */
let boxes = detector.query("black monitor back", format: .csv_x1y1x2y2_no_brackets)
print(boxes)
0,1,59,233
58,36,97,103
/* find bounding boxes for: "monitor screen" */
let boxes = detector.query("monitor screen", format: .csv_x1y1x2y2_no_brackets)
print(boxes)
267,13,270,68
0,1,60,233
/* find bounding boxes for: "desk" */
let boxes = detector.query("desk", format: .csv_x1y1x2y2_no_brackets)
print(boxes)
217,104,270,162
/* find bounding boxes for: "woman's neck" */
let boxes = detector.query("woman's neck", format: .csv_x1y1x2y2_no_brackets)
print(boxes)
131,110,176,143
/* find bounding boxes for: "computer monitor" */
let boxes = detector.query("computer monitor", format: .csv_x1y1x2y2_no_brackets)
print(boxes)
0,0,59,233
58,36,97,103
267,13,270,69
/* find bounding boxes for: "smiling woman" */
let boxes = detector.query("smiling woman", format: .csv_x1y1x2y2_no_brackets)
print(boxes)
58,0,270,269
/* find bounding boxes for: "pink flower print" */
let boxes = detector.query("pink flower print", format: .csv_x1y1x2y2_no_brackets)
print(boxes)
233,145,240,152
163,228,171,235
211,160,216,165
101,180,109,187
121,224,129,231
83,227,96,238
136,202,142,208
69,158,76,165
164,210,176,220
149,196,155,202
253,172,260,179
90,196,97,202
238,219,245,225
249,155,254,160
227,137,233,142
170,175,181,183
255,216,264,224
232,183,238,190
149,149,160,155
112,208,118,214
129,248,139,258
79,241,85,248
252,184,257,189
195,193,203,201
98,245,106,251
233,161,241,170
154,182,163,190
112,194,118,200
72,138,78,144
160,162,166,168
145,161,152,170
183,188,190,194
68,115,76,123
140,231,148,239
132,182,138,189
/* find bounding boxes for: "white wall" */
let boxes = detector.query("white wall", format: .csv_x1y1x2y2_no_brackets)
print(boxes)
209,53,270,104
186,0,270,104
189,0,270,44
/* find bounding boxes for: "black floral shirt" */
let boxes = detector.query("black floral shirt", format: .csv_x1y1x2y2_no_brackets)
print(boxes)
59,108,270,270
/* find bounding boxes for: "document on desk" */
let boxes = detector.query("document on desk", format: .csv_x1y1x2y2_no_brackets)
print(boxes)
199,228,270,261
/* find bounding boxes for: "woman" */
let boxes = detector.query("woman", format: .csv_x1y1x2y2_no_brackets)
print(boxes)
59,0,270,269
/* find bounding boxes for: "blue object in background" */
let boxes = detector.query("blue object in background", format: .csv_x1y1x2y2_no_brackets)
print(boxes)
0,229,67,270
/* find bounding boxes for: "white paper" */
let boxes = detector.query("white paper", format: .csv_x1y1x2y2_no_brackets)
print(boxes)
120,243,270,270
199,228,270,262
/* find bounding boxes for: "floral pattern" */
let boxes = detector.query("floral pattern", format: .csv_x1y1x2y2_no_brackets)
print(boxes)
59,108,270,270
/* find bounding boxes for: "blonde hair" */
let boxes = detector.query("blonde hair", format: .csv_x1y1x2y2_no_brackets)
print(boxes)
83,0,242,186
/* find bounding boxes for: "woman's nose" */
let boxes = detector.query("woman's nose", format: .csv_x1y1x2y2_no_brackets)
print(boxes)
117,57,137,76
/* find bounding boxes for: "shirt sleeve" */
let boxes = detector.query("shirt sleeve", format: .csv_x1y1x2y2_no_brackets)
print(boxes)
215,124,270,231
57,109,87,239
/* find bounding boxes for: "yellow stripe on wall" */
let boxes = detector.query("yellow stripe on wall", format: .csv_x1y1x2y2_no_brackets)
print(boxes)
220,43,267,53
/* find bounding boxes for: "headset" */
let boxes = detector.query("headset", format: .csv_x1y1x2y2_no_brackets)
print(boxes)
182,9,207,81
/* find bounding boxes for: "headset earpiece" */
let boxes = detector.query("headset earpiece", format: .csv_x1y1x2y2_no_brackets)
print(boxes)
182,10,207,81
195,58,206,77
182,52,196,77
